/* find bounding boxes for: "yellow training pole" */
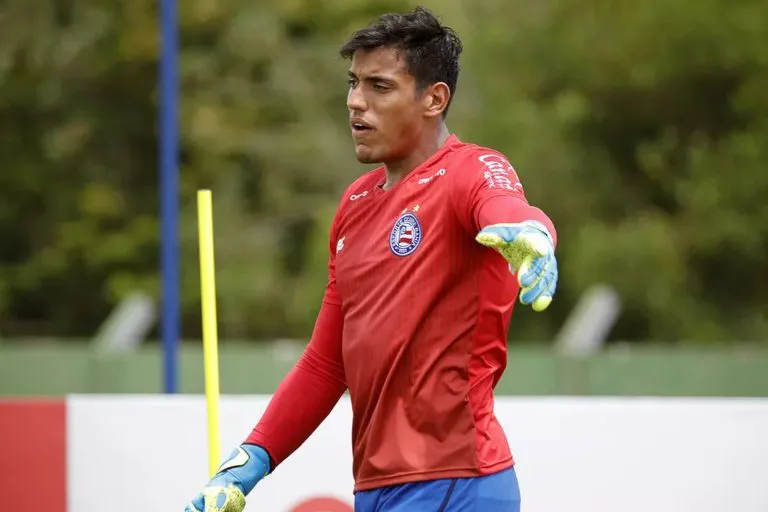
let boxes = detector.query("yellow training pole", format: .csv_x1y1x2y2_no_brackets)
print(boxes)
197,189,221,477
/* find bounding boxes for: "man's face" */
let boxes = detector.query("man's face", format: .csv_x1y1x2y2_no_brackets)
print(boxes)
346,47,426,164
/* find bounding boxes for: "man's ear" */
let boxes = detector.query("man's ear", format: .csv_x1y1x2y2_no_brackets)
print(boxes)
422,82,451,118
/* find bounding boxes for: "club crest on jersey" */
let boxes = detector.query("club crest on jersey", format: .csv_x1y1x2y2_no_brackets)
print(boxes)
389,212,422,256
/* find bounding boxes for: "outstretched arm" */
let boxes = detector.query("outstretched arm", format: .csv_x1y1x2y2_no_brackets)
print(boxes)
452,151,559,312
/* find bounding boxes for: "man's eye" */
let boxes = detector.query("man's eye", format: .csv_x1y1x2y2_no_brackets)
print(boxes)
347,78,358,87
373,83,388,91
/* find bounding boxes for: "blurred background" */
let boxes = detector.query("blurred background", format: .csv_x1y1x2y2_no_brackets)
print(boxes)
1,0,767,398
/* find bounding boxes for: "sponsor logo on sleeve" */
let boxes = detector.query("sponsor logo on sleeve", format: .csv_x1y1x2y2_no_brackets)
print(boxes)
478,154,523,192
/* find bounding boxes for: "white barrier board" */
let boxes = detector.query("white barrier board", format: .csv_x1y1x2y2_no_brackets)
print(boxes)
67,396,768,512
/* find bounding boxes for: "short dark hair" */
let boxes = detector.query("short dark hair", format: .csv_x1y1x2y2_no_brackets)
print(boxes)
339,7,463,117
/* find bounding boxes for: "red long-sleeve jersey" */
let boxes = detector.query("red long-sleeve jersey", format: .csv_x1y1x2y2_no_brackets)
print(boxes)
247,134,556,491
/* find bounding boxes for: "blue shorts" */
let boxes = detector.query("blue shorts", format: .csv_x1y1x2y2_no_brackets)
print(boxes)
354,467,520,512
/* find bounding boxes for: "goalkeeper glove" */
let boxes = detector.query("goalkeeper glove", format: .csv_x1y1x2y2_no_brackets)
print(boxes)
475,220,558,312
185,444,270,512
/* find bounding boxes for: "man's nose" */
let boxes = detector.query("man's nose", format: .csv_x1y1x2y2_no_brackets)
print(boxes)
347,85,367,112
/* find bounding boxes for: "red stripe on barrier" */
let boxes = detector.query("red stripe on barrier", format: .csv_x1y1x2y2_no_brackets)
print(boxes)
289,496,353,512
0,399,66,512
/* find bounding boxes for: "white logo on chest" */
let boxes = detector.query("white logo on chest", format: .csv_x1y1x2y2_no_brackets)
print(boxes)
417,168,447,185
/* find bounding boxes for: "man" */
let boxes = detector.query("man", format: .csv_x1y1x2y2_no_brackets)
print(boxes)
187,6,558,512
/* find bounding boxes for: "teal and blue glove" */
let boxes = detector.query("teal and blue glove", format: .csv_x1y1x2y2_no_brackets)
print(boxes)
185,444,271,512
475,220,558,312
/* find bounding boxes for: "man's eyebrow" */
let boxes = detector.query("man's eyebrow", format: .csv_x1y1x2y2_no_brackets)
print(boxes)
348,70,396,84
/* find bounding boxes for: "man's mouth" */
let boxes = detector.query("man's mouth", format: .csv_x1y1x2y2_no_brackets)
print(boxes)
351,119,374,135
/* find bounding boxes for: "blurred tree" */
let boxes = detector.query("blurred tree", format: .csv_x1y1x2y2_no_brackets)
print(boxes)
0,1,160,335
0,0,765,344
469,0,768,343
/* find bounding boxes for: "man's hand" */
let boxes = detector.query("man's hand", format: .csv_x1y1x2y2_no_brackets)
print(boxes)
475,220,558,312
185,444,271,512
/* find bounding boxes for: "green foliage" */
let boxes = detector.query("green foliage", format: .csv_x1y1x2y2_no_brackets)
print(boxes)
0,0,766,343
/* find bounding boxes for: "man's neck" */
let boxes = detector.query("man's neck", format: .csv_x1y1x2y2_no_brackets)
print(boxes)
382,124,451,190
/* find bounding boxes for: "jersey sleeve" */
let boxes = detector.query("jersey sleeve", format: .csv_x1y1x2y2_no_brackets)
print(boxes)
451,150,557,245
244,207,346,469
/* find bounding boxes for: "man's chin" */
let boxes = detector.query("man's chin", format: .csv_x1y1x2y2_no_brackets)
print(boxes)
354,147,381,164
